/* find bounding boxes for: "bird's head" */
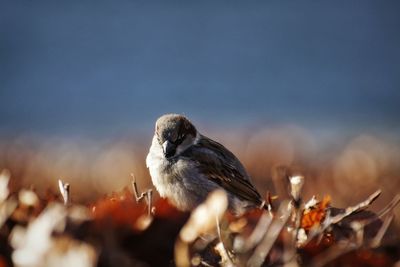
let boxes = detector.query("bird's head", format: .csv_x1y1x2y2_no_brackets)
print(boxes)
155,114,197,158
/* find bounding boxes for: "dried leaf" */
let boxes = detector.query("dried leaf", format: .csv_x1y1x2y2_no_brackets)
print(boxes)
301,195,331,231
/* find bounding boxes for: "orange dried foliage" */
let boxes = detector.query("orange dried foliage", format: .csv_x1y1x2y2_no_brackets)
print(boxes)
90,189,148,230
301,195,331,231
90,189,186,230
152,198,186,220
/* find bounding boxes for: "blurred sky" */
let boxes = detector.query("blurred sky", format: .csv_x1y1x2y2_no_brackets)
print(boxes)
1,0,399,137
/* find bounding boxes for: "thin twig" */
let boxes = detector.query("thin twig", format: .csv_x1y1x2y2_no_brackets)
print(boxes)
370,213,394,248
240,211,273,253
247,201,291,267
131,173,153,216
350,221,365,246
306,190,396,267
131,173,147,202
266,191,275,216
348,193,400,233
377,194,400,218
58,179,70,205
329,190,381,225
146,188,153,216
215,215,235,267
292,200,303,246
280,200,303,266
311,211,395,267
306,190,381,244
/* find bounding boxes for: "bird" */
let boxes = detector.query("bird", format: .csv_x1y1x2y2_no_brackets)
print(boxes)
146,114,266,215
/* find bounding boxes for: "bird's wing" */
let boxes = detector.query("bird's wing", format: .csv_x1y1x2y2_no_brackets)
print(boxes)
180,135,263,206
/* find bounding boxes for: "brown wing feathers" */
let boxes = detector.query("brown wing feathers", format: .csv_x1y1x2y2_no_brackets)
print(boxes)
182,135,263,206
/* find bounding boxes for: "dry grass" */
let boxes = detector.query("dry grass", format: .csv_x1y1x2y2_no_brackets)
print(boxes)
0,125,399,266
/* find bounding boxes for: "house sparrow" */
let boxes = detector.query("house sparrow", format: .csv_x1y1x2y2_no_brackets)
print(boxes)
146,114,266,215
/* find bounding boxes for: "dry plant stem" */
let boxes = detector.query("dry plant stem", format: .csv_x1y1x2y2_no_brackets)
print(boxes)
288,175,304,250
351,221,365,246
282,231,300,267
216,216,235,267
370,213,394,248
292,201,303,245
240,212,273,253
309,192,396,267
146,189,153,216
247,201,291,267
351,193,400,235
266,191,274,215
377,194,400,218
131,173,153,216
329,190,381,225
289,178,304,203
281,201,302,266
131,174,146,202
306,190,381,244
313,209,332,246
310,211,394,267
58,179,70,205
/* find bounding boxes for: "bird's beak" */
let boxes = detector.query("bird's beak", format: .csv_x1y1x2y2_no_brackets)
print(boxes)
162,140,176,158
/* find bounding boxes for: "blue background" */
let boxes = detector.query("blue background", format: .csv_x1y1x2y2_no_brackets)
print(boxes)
1,1,399,136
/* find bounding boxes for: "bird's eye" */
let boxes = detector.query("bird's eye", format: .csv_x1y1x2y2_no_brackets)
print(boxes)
177,134,185,142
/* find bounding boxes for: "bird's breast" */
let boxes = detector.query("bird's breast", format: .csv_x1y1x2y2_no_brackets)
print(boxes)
146,149,200,211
